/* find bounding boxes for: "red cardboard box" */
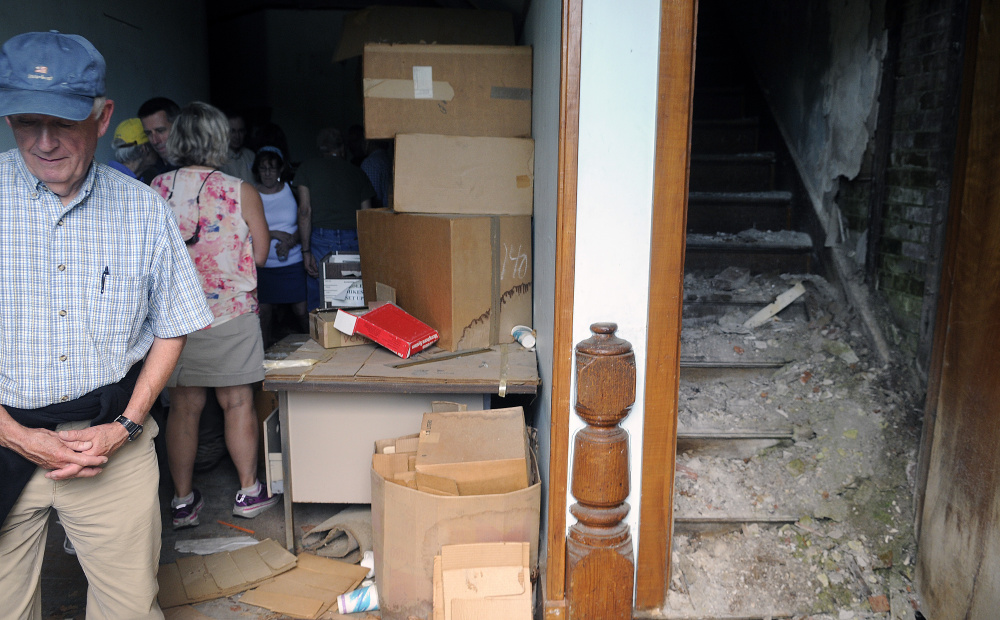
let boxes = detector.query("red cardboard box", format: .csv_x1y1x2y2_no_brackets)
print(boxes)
335,303,439,359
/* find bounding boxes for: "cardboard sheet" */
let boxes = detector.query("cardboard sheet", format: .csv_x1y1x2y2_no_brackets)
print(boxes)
157,539,296,608
240,553,369,619
416,407,530,495
439,543,532,620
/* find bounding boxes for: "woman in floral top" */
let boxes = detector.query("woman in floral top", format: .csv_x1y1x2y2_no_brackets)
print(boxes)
151,102,277,530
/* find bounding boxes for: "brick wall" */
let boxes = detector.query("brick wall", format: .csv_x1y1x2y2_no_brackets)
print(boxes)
875,0,965,369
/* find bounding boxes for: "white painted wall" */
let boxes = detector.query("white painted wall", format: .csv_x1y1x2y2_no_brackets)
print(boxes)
572,0,661,556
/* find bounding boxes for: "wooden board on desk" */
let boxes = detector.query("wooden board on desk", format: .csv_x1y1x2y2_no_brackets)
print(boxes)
358,346,537,385
264,342,539,393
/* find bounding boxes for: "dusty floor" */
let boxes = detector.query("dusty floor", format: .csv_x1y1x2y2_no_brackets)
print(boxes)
662,269,924,619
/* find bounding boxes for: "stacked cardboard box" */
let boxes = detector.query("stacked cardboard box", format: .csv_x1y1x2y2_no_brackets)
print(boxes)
358,41,535,352
371,407,540,620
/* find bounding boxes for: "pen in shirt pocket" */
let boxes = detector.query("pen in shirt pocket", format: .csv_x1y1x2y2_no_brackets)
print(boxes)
101,266,110,294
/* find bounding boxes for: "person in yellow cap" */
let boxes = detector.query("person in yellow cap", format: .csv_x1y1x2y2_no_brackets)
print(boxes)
108,117,159,182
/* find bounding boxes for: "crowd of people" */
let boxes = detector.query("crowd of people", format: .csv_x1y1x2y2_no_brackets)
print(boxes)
0,30,390,618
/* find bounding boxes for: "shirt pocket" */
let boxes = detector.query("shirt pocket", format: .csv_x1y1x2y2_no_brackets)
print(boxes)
86,273,149,360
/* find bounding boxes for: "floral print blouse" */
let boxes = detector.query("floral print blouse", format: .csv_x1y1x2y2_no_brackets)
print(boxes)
152,168,258,328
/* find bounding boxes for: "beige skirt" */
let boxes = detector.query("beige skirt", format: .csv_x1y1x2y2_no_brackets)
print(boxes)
167,312,265,387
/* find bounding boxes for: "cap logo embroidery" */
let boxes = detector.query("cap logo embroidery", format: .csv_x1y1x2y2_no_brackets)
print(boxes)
28,66,52,81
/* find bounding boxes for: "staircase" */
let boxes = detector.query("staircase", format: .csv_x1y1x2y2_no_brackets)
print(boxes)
662,4,920,618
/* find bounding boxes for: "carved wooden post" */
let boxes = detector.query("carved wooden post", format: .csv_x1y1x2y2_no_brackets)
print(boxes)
565,322,635,619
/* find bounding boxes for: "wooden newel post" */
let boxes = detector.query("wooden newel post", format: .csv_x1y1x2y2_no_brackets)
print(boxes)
565,322,636,619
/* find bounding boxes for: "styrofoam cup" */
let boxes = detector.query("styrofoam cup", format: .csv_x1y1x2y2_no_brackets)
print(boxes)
511,325,536,349
337,583,379,614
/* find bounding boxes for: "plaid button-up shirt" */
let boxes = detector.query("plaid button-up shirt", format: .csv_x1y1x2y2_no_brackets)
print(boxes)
0,150,213,409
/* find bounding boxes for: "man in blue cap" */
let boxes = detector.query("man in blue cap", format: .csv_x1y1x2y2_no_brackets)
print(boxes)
0,31,213,618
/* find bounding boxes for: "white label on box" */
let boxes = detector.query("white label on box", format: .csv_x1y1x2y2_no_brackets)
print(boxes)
323,280,365,308
412,66,433,99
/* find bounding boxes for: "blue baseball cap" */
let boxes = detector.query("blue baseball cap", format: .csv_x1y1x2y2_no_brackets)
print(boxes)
0,31,106,121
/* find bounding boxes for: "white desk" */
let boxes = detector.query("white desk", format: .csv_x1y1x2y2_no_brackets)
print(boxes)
263,340,539,550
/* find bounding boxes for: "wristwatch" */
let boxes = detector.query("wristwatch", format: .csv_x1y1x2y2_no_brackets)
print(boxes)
114,415,143,441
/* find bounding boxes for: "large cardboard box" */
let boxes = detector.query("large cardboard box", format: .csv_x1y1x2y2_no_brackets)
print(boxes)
334,6,515,62
416,407,530,495
371,432,541,620
357,209,532,352
363,44,532,139
394,134,534,216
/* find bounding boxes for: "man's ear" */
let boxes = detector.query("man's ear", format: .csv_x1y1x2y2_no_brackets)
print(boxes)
4,117,10,129
95,99,115,138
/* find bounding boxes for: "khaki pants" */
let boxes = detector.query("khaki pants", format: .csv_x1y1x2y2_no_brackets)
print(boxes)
0,419,164,620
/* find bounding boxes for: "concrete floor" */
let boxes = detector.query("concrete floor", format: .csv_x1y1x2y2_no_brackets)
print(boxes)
38,427,366,619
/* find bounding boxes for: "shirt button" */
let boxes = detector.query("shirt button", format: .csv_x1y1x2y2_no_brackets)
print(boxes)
58,310,67,317
60,395,69,402
59,355,67,362
57,220,64,226
57,264,66,272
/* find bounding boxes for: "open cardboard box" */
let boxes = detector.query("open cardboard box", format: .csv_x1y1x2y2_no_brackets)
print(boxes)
371,409,540,620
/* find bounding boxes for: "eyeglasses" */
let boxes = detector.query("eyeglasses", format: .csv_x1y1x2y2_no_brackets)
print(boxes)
167,169,217,246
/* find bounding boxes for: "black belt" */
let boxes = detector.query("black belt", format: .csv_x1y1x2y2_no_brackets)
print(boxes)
0,362,143,527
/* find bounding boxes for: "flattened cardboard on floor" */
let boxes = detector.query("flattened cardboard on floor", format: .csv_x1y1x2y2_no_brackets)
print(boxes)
416,407,530,495
334,6,515,61
357,209,532,352
240,553,369,619
371,436,540,620
363,44,532,139
157,539,296,608
394,134,534,216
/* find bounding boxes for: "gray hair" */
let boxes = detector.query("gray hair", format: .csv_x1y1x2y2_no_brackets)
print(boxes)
90,96,107,120
165,101,229,168
113,141,150,165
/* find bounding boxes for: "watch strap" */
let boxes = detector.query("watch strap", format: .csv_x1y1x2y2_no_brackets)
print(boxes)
114,415,143,441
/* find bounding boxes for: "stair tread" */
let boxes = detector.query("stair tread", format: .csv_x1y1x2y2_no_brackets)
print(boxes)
691,151,776,162
692,116,760,127
687,230,812,250
688,190,792,203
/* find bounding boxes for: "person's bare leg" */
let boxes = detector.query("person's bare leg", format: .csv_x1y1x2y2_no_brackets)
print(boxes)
166,386,208,497
259,303,274,349
215,384,259,489
292,301,309,334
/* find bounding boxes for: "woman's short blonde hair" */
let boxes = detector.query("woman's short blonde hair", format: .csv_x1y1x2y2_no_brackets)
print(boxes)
166,101,229,168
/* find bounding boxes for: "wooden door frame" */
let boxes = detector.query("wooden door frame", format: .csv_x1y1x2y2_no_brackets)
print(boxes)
543,0,697,614
637,0,697,609
544,0,583,615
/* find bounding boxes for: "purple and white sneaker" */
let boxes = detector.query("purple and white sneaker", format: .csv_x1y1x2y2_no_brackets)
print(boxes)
233,485,280,518
172,489,204,530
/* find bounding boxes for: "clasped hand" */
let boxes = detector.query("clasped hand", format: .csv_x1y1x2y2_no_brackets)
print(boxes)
18,422,128,480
